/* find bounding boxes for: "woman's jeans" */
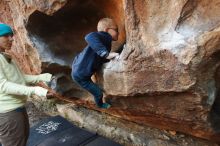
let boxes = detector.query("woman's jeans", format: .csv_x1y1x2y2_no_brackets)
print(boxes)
73,75,103,107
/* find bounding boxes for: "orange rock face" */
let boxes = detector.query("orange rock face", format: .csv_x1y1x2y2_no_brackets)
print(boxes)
1,0,220,142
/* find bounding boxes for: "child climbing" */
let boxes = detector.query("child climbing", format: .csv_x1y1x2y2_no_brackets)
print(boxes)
71,18,119,109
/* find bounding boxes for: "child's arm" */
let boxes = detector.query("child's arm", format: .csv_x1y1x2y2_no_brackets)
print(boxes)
85,32,109,58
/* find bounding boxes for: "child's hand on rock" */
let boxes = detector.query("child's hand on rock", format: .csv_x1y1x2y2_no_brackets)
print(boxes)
106,52,119,60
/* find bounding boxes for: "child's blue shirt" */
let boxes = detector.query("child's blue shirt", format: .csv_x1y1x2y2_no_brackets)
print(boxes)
72,31,112,79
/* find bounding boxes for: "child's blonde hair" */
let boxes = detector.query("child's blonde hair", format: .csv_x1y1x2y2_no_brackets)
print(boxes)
97,18,117,32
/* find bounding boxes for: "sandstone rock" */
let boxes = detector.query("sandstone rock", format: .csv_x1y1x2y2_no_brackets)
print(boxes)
1,0,220,142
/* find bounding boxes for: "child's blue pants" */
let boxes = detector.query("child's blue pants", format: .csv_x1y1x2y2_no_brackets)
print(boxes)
72,75,103,107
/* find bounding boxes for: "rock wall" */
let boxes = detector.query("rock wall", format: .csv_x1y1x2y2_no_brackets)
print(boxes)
103,0,220,95
0,0,67,73
1,0,220,142
101,0,220,141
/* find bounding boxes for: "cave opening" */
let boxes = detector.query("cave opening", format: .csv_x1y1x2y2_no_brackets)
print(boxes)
213,59,220,116
209,50,220,132
26,0,125,98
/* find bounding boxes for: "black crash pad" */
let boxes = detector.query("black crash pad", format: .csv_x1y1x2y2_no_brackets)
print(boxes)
27,115,122,146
